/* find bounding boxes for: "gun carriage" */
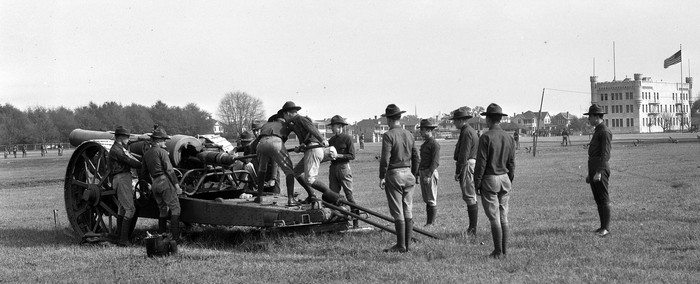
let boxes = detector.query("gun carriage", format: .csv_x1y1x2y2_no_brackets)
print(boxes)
63,129,343,239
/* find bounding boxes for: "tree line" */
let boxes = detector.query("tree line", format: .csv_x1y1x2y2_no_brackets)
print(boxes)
0,100,214,145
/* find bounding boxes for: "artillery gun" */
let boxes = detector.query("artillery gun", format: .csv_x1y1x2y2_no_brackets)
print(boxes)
63,129,344,240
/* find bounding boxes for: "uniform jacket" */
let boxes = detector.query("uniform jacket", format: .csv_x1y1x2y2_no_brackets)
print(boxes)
288,115,324,145
142,143,178,186
454,124,478,175
587,123,612,174
473,125,516,189
419,136,440,174
379,126,419,179
329,133,355,165
108,142,141,177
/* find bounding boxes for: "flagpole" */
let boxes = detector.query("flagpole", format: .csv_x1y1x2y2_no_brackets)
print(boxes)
680,44,683,87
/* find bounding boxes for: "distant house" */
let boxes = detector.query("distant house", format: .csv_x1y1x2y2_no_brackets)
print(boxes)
512,111,551,134
355,115,420,142
551,112,572,129
213,121,225,135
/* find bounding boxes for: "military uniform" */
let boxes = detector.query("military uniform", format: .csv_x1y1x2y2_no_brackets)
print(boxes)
585,104,612,237
474,104,515,259
379,104,419,253
108,126,142,246
255,114,296,204
417,119,440,226
142,129,182,241
452,108,480,235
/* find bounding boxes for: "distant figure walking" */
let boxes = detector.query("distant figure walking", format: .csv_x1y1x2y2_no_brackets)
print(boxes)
513,130,520,150
57,144,64,156
3,146,7,159
13,145,17,158
21,145,27,158
40,144,46,157
561,128,570,146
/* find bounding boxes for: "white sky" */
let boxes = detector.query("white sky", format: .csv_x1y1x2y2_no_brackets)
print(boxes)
2,1,699,124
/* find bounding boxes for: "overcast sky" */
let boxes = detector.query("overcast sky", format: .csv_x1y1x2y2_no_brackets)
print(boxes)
2,1,699,123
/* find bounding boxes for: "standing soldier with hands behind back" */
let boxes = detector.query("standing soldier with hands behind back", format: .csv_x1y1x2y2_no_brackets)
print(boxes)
379,104,419,253
142,128,183,242
584,104,612,237
108,126,142,246
473,103,515,259
452,108,480,238
417,119,440,226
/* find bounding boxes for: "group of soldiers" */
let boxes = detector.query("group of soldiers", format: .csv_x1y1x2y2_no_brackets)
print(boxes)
106,100,613,258
3,144,64,158
377,102,612,259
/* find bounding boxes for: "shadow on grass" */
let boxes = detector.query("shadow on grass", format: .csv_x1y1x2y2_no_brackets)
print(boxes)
0,227,76,247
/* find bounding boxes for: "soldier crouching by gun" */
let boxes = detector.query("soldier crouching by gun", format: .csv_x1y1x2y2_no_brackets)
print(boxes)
108,126,142,246
141,128,183,242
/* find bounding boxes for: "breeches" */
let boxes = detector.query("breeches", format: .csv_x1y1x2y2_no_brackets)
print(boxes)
257,136,294,176
480,174,511,226
152,175,181,217
458,159,477,206
329,163,354,203
114,172,136,218
588,169,610,206
384,167,416,221
419,169,439,206
293,145,323,184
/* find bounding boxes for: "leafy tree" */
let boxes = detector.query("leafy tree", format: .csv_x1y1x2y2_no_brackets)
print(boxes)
48,107,79,142
26,106,60,143
0,104,32,144
217,91,265,138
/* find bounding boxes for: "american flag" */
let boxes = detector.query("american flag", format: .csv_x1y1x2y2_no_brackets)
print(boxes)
664,50,681,68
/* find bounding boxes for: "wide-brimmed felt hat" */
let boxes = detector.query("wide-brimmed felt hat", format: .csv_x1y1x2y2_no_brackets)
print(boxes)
327,115,348,126
418,119,438,129
381,104,406,118
279,101,302,113
240,131,254,142
481,103,508,116
451,108,473,120
149,129,171,140
583,104,607,115
114,126,131,136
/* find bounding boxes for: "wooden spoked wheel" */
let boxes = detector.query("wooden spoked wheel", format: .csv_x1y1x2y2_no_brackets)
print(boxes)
64,141,119,236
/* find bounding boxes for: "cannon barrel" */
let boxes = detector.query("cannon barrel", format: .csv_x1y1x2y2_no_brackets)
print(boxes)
68,129,203,168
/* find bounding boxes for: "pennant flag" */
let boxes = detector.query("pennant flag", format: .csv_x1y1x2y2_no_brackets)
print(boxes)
664,50,681,68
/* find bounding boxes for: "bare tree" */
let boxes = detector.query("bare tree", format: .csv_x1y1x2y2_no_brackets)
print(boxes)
660,112,675,132
217,91,266,137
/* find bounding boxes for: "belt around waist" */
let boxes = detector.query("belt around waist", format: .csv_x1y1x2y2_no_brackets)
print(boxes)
151,173,165,179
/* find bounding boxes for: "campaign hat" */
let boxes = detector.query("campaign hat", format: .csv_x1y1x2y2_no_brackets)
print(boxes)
149,129,171,140
240,131,254,142
418,119,438,129
480,103,508,116
279,101,302,113
327,115,348,126
113,126,131,136
381,104,406,118
451,108,473,120
583,104,607,115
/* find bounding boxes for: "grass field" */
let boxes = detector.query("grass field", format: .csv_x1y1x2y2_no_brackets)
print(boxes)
1,133,699,283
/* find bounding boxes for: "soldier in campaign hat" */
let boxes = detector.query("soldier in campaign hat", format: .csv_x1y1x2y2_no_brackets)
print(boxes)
327,115,358,227
107,126,142,246
278,101,332,203
417,119,440,226
451,108,480,237
584,104,612,237
142,128,183,242
473,103,515,259
378,104,419,253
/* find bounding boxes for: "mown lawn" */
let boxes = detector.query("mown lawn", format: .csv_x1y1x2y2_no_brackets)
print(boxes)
1,135,698,283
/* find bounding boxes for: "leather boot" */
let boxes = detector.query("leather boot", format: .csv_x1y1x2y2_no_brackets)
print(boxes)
115,215,124,238
501,223,509,257
425,205,435,226
383,220,406,253
286,175,297,205
158,217,168,234
489,222,503,258
255,171,266,203
296,176,316,203
467,204,479,235
405,218,414,252
170,215,181,242
117,217,132,246
310,180,330,194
